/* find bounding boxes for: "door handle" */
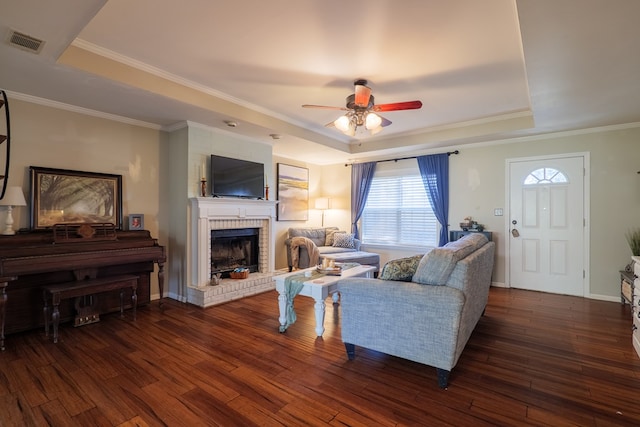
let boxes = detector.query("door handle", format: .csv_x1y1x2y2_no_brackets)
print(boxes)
511,220,520,237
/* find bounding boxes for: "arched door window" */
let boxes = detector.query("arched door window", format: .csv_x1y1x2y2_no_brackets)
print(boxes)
523,167,568,185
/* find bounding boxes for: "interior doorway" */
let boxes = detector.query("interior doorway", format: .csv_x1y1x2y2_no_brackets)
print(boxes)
506,154,589,296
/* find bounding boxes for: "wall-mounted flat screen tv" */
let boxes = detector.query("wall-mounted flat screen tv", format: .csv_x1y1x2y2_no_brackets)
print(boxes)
210,155,264,199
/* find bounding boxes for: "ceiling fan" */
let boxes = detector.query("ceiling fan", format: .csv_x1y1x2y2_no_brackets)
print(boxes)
302,79,422,136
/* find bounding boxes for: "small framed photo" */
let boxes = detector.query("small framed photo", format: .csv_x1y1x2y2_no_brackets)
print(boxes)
128,214,144,230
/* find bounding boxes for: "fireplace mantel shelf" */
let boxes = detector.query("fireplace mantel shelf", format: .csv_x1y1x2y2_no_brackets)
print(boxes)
191,197,278,220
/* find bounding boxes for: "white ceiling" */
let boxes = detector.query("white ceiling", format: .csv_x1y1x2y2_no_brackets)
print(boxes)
1,0,640,165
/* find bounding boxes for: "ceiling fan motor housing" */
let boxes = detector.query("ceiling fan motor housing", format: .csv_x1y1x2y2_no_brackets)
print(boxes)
346,93,374,110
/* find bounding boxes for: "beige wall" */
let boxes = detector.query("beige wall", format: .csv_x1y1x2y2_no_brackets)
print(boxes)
316,126,640,300
7,98,167,298
447,127,640,299
11,97,640,300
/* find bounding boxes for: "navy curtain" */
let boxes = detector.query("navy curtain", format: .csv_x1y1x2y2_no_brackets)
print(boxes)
350,162,376,239
417,153,449,246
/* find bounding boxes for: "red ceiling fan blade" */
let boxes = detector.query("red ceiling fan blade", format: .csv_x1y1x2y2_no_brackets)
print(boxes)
354,83,371,108
373,100,423,112
302,104,349,111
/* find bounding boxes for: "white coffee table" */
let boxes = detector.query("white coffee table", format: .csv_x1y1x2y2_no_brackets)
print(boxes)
275,264,377,337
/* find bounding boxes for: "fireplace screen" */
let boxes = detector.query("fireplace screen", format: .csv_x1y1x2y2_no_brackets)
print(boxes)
211,228,259,278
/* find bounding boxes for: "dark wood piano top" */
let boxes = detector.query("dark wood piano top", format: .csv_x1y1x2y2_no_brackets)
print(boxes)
0,230,166,276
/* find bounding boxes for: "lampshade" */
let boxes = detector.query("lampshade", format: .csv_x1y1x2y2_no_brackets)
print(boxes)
0,186,26,207
365,112,382,130
315,197,330,210
334,115,351,132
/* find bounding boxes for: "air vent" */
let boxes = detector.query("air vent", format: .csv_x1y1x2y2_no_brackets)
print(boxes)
7,30,44,53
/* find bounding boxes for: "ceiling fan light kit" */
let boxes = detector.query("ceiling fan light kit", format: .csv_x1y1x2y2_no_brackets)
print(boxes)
303,79,422,137
333,111,383,136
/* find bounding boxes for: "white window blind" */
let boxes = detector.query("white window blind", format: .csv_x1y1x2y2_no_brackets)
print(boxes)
361,173,438,248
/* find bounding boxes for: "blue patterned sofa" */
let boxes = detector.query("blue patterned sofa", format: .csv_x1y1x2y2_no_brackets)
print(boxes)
337,233,495,388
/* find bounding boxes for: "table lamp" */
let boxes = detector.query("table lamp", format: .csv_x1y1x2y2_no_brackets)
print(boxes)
315,197,331,227
0,186,27,235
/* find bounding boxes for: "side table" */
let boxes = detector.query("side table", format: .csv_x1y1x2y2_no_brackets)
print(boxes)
449,230,492,242
620,269,635,305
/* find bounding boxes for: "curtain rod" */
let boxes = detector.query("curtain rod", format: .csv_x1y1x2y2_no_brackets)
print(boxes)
344,150,459,166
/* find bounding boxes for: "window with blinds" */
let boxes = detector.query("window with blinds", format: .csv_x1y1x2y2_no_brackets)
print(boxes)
361,173,438,248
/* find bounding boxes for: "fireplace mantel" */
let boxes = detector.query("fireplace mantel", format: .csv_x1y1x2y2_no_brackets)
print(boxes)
190,197,278,290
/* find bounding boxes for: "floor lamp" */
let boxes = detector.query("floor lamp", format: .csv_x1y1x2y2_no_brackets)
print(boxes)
0,186,27,235
315,197,330,227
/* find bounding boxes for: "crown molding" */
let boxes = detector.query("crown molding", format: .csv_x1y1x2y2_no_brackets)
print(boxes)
7,91,162,130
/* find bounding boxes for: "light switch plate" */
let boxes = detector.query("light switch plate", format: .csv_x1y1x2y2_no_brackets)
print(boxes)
494,208,503,216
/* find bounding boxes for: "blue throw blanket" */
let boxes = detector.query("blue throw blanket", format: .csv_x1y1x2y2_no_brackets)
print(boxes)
279,263,360,332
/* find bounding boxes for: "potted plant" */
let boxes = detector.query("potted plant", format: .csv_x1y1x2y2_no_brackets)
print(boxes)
625,228,640,256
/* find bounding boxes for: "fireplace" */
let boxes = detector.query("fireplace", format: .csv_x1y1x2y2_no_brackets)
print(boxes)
211,227,259,277
189,197,278,307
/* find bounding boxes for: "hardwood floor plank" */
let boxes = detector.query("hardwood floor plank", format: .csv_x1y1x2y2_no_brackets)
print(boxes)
36,398,77,427
36,363,94,416
71,406,116,427
0,391,49,427
116,415,151,427
4,359,50,407
1,288,640,426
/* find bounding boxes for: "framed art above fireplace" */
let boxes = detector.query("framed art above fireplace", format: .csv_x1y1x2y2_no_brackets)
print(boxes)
277,163,308,221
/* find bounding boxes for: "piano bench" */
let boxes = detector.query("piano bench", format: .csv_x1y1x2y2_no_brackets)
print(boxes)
42,274,139,343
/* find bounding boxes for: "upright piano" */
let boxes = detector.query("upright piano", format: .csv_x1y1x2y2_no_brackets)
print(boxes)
0,226,165,349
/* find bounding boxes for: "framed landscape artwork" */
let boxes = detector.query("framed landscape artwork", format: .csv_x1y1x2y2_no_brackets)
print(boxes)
29,166,123,230
277,163,308,221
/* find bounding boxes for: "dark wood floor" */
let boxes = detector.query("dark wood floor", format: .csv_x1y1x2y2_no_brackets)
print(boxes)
1,287,639,426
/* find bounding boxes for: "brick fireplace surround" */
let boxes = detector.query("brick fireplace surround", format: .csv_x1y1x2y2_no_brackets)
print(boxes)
188,197,279,307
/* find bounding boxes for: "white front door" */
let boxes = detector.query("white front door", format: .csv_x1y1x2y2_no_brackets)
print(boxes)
508,155,586,296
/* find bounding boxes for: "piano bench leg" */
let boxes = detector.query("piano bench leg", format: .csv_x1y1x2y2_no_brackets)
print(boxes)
51,304,60,344
43,298,50,337
131,287,137,321
119,288,124,318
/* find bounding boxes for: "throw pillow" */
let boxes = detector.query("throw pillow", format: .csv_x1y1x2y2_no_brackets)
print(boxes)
412,235,483,285
411,249,456,286
379,255,424,281
333,233,355,249
445,232,488,252
442,236,479,261
325,228,343,246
